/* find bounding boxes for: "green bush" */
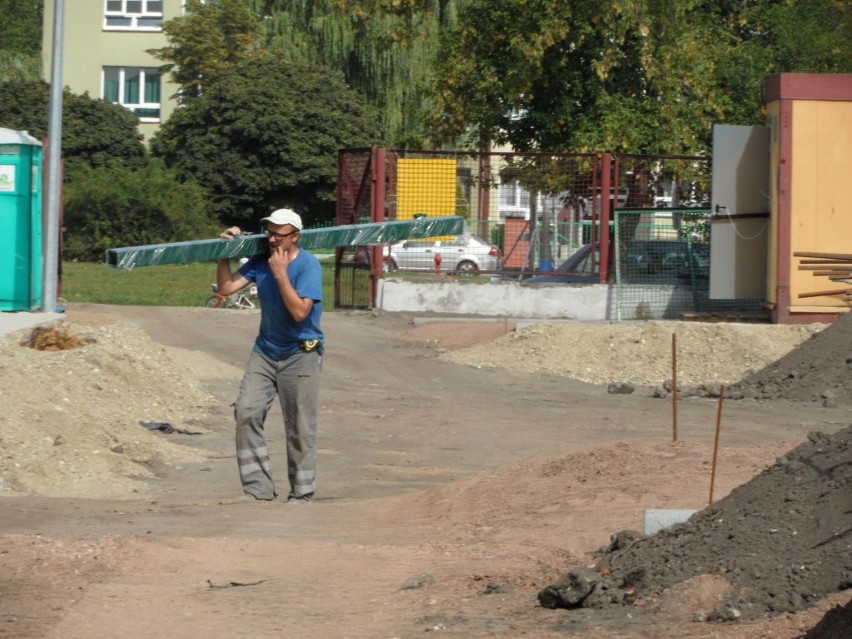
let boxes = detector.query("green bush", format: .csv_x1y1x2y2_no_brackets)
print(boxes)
491,223,505,250
63,159,220,261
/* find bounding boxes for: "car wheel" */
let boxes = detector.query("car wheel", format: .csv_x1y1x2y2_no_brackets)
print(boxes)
455,260,478,274
384,258,398,272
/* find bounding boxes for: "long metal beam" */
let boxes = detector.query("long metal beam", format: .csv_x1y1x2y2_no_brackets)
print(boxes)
106,216,466,269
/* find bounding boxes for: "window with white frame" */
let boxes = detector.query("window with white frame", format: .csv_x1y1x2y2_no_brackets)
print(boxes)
499,178,569,219
104,0,164,30
103,67,162,121
498,178,531,218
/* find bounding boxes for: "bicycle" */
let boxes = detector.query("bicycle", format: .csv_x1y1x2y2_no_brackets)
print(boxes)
204,283,259,309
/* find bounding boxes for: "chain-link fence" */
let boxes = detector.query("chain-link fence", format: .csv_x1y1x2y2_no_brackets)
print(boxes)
614,209,766,320
336,148,770,318
389,151,600,257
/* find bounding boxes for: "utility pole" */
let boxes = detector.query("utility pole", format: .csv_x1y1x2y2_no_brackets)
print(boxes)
43,0,65,313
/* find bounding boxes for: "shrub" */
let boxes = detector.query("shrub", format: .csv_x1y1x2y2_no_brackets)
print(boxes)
63,159,219,261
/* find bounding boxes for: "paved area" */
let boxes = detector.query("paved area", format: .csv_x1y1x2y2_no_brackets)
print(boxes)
0,310,65,338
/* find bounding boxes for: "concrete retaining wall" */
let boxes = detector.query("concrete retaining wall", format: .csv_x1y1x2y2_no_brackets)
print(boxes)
377,278,615,320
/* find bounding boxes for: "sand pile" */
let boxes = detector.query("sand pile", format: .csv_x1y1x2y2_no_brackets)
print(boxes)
440,320,824,386
0,321,218,498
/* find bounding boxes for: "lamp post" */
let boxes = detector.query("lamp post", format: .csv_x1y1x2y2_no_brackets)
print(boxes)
43,0,65,313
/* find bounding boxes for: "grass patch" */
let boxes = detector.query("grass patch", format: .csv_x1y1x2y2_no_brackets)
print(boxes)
62,260,337,308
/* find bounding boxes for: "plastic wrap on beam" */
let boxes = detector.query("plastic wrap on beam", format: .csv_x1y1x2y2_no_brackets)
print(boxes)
106,216,467,269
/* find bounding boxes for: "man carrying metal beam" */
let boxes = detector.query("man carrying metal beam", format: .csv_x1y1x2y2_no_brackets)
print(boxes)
218,209,324,503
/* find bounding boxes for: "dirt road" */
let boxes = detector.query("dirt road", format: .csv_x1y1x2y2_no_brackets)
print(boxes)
0,304,848,638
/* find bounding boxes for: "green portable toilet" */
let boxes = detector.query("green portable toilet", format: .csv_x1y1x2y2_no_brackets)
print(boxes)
0,128,43,311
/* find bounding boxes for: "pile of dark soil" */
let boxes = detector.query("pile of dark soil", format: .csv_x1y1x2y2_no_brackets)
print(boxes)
539,426,852,628
801,597,852,639
729,313,852,406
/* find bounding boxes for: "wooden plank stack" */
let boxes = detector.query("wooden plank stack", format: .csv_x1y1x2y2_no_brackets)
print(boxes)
795,252,852,300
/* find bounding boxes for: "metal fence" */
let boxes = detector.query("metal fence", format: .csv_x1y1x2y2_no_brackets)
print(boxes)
335,148,769,319
335,245,372,309
337,147,604,275
614,209,766,320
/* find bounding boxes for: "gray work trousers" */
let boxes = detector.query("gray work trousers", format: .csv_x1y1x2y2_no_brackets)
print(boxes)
234,349,321,500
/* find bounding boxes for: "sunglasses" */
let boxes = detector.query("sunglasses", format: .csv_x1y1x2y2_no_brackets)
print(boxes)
265,229,299,240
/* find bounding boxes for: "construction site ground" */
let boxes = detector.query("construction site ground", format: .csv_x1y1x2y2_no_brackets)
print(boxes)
0,303,850,639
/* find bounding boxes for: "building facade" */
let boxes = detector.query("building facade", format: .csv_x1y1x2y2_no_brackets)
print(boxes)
41,0,185,142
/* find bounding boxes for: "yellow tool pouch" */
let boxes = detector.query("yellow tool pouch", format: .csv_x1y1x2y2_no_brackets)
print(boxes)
300,339,320,353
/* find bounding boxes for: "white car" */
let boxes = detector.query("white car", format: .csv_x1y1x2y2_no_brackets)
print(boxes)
384,235,501,273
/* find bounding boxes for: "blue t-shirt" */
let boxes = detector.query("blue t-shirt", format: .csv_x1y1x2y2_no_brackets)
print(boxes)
239,250,324,360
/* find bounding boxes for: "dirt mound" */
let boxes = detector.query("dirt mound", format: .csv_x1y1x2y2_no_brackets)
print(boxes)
801,597,852,639
0,320,219,498
727,312,852,406
439,320,824,386
538,426,852,624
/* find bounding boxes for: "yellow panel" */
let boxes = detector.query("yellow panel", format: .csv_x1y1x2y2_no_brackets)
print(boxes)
397,159,458,219
789,100,852,309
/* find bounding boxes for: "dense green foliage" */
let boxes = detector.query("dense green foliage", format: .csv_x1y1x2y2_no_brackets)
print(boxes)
0,1,42,82
150,56,382,229
0,50,41,83
252,0,461,147
149,0,265,102
0,80,147,178
431,0,852,154
0,0,42,55
62,160,220,262
714,0,852,126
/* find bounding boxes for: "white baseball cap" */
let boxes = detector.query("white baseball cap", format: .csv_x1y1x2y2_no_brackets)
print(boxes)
261,208,303,230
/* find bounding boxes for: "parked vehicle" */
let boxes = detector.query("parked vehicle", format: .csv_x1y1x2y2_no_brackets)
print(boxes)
621,240,710,284
384,235,501,273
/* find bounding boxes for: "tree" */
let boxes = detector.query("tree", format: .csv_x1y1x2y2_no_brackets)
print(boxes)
149,56,382,228
431,0,728,154
253,0,463,147
431,0,852,155
713,0,852,126
0,0,42,56
0,80,147,179
0,0,43,82
0,50,42,83
153,0,463,147
148,0,265,103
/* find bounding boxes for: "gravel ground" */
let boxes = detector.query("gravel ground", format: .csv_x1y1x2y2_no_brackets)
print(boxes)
0,308,849,639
